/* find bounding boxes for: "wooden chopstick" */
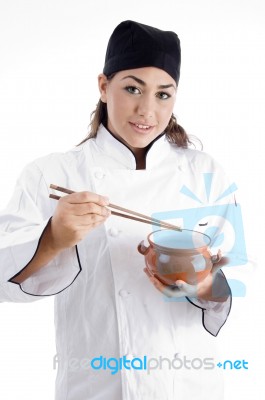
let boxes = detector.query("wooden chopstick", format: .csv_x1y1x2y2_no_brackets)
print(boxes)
50,184,75,195
49,184,182,232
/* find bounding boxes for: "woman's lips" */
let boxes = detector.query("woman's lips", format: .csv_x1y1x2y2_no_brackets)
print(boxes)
129,122,154,134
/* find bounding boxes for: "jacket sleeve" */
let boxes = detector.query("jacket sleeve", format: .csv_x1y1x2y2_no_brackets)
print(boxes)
0,162,81,302
186,270,232,336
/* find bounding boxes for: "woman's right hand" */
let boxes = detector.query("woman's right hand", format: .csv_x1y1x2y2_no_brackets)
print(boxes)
50,191,111,251
11,191,110,284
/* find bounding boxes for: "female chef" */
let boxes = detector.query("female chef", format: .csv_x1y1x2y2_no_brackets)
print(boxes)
0,20,234,400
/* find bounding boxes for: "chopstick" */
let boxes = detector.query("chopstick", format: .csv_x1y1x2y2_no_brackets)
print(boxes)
49,184,182,232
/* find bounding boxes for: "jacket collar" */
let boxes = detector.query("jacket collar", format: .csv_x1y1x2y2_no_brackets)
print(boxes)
94,124,171,170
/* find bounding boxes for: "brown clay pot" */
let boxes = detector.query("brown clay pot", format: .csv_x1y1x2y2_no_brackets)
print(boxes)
138,229,221,285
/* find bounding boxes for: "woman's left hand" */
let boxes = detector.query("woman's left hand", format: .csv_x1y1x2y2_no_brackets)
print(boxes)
144,256,230,302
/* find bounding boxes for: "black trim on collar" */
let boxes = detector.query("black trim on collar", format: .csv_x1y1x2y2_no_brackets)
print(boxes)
103,124,166,170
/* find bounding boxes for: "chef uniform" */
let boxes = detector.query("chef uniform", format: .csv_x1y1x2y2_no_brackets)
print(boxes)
0,20,237,400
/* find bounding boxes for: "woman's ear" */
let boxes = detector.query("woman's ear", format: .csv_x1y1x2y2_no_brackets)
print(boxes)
98,74,108,103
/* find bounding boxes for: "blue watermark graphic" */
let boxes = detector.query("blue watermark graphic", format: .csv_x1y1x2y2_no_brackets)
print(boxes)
151,174,248,298
53,354,249,374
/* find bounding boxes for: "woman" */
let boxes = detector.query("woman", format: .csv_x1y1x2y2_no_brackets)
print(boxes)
0,20,234,399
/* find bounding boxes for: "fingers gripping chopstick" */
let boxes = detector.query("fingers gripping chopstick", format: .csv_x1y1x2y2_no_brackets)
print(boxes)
49,184,182,232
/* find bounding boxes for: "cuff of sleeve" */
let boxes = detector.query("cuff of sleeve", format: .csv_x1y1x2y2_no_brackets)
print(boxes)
1,219,51,282
18,246,81,296
186,270,232,336
7,219,81,296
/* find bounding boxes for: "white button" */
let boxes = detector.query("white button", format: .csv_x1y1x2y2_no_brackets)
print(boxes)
119,289,131,298
94,170,105,179
108,227,119,237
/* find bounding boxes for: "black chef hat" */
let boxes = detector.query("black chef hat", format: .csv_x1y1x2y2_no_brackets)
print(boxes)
103,20,181,83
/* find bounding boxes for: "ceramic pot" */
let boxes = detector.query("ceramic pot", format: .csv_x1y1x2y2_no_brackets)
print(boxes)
138,229,221,285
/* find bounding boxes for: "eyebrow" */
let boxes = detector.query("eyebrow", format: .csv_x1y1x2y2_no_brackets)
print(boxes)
121,75,176,90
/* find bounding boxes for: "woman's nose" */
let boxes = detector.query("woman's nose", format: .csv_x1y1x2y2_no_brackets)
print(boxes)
136,96,155,119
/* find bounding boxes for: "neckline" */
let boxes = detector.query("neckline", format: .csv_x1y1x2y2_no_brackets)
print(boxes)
105,126,166,169
94,124,172,170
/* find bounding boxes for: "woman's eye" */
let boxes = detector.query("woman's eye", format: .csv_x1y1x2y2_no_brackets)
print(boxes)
125,86,141,94
156,92,170,100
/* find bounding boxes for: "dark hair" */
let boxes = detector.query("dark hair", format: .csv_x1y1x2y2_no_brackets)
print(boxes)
78,75,192,148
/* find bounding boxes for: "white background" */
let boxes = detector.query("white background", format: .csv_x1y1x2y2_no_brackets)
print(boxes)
0,0,264,398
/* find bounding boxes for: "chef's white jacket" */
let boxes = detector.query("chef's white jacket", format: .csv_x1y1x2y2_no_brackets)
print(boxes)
0,125,237,399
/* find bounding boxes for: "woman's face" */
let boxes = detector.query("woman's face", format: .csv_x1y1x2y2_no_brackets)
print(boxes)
98,67,177,152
